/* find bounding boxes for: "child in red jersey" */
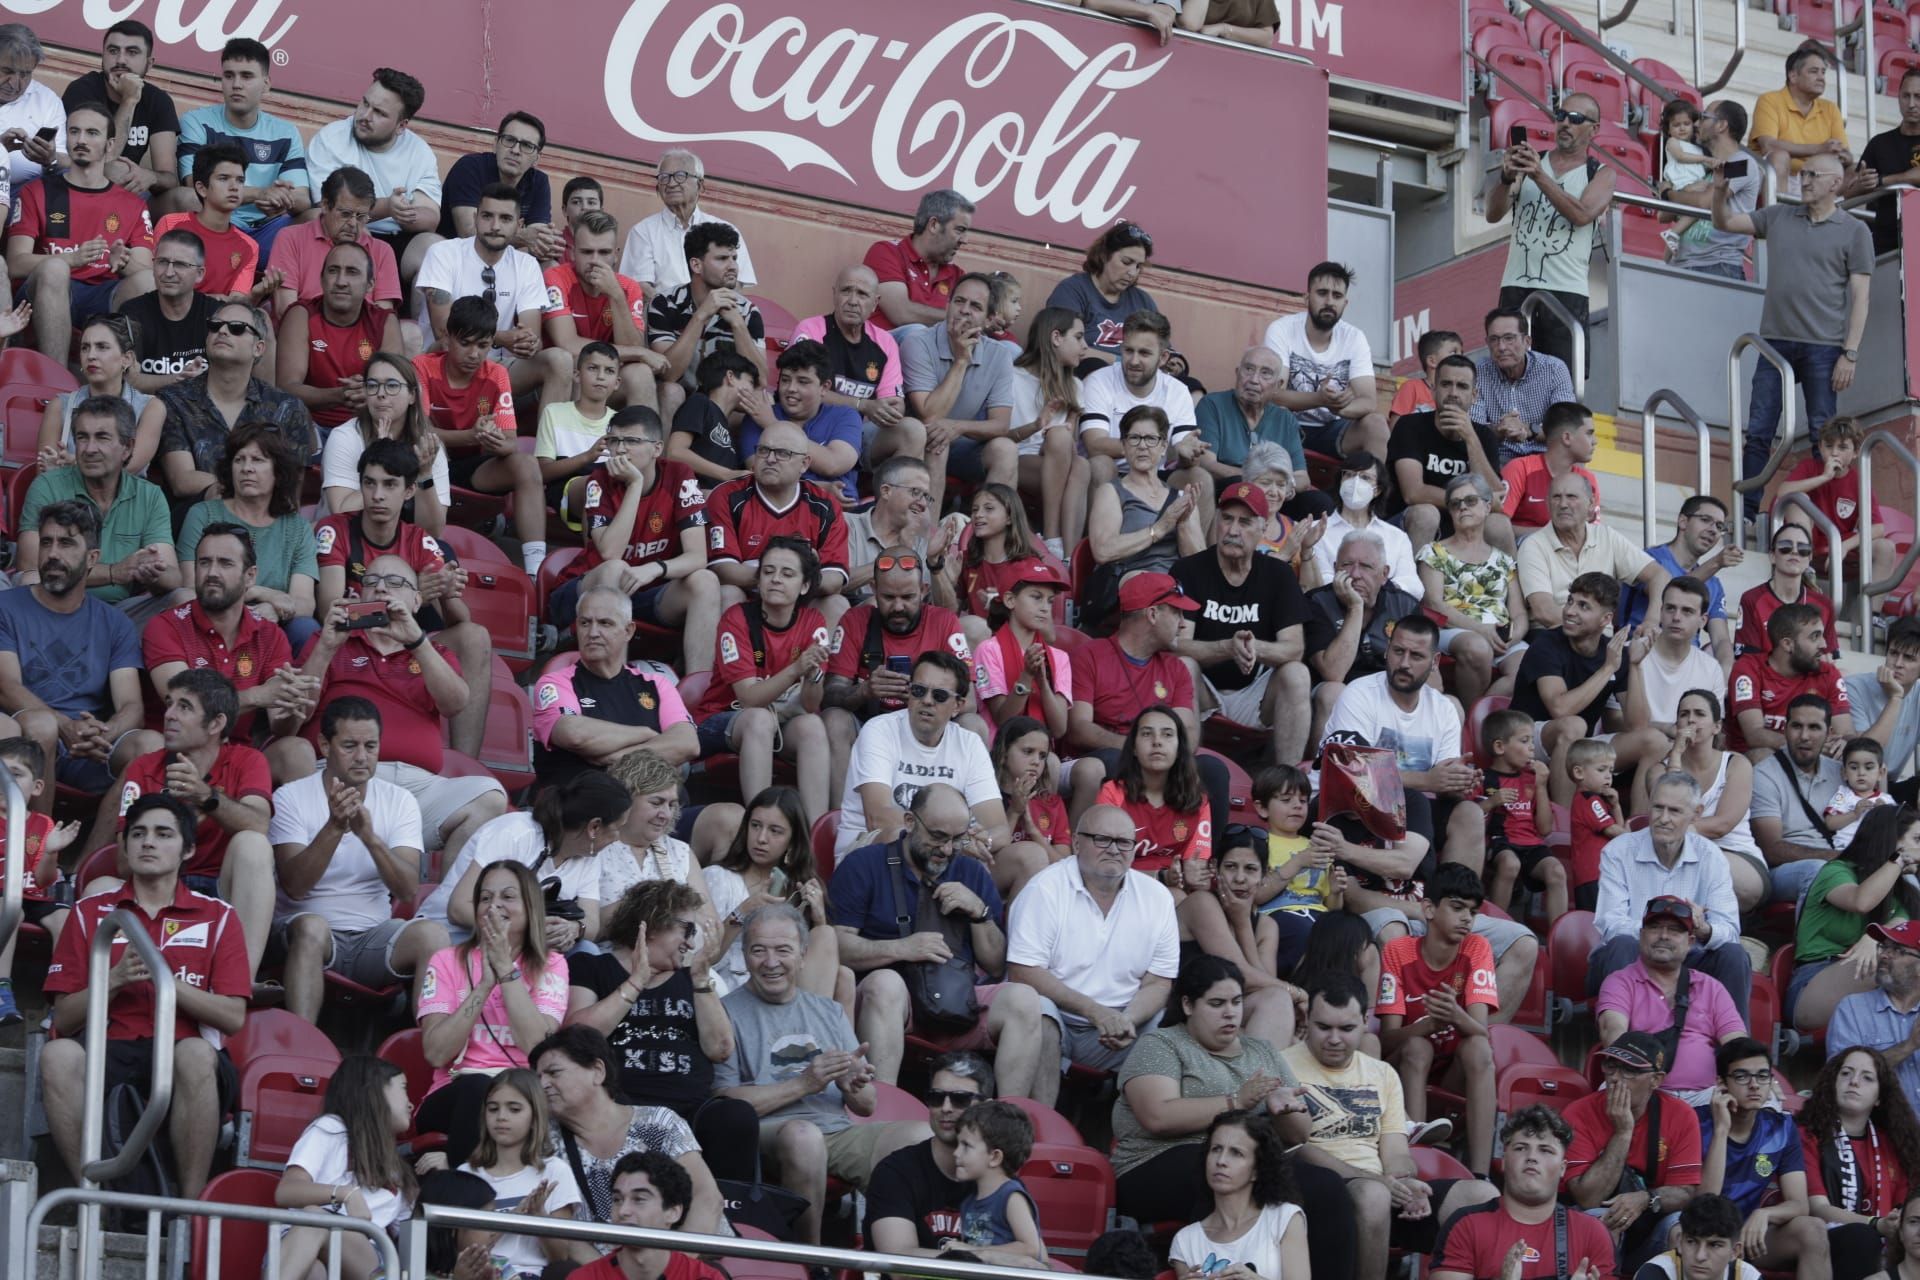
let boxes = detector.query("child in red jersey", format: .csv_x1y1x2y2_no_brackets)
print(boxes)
1095,705,1212,885
0,737,78,1024
1480,706,1569,925
1568,737,1625,911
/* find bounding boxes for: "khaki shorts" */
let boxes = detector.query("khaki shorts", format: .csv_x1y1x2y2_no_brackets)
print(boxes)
759,1117,917,1189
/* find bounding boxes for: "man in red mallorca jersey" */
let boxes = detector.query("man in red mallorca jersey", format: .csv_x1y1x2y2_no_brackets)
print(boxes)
89,669,274,979
546,405,719,674
414,293,548,576
41,793,250,1199
276,241,403,428
543,209,666,411
313,440,494,761
1431,1105,1615,1280
704,419,852,627
6,99,154,359
1726,602,1853,759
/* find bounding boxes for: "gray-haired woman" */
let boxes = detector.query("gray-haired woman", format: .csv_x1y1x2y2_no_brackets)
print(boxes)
1415,473,1528,705
1241,442,1325,586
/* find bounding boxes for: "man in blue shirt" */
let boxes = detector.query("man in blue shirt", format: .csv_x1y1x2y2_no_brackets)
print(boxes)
176,38,309,256
739,340,863,503
1696,1036,1827,1279
438,111,554,257
1829,921,1920,1116
1620,494,1740,671
827,782,1057,1102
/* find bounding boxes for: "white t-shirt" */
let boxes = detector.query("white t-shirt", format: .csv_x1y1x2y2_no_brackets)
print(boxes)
1005,857,1180,1015
835,711,999,854
320,422,451,511
0,82,62,190
457,1156,585,1277
1322,673,1463,775
600,835,699,906
1636,641,1726,726
1261,311,1374,429
304,119,443,236
1312,511,1423,599
269,773,423,931
1170,1203,1303,1279
702,864,753,988
1078,362,1198,447
1008,367,1081,458
416,811,608,939
284,1114,406,1230
414,238,547,352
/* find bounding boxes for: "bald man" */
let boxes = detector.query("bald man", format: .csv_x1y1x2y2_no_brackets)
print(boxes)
1712,148,1873,523
1484,90,1614,377
1195,345,1311,490
790,264,923,469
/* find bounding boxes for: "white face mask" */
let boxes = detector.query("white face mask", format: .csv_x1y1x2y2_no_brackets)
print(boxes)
1340,477,1375,510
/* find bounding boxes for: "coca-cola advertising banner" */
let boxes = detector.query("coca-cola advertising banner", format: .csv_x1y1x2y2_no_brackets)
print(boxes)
14,0,1329,289
1273,0,1464,105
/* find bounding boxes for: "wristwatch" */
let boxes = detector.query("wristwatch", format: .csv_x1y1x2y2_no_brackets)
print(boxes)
199,787,222,815
1843,348,1859,361
417,477,436,491
1647,1189,1664,1217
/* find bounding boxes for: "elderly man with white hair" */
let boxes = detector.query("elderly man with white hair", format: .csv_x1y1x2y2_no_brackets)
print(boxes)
0,23,65,191
1305,526,1426,746
620,148,758,294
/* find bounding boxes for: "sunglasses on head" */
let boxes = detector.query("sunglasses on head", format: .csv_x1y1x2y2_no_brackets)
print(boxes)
874,553,921,572
1554,109,1594,125
1114,221,1153,251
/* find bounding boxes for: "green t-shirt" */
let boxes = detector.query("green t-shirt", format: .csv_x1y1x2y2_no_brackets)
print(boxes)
21,468,172,604
1111,1023,1286,1176
1796,859,1911,963
175,500,320,595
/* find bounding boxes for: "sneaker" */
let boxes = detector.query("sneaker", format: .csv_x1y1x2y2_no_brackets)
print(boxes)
1660,229,1680,253
0,982,21,1027
1408,1118,1453,1147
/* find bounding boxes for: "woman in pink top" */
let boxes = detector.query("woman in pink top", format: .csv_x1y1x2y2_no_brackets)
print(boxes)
416,860,570,1166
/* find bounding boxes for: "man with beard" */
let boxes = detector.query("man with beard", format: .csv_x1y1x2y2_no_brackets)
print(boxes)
1512,572,1633,807
1260,261,1388,462
739,340,862,502
64,20,181,209
1728,605,1854,758
275,241,403,430
417,184,569,412
144,522,315,784
1172,482,1312,765
1432,1105,1615,1280
15,396,177,617
823,548,974,761
1007,804,1179,1072
830,783,1058,1098
303,68,442,283
864,189,972,331
789,264,916,463
91,669,275,978
1829,920,1920,1115
542,210,662,409
900,273,1017,506
266,166,401,316
1596,899,1747,1104
646,220,766,422
1384,354,1509,552
1750,693,1848,910
532,584,698,787
833,652,1006,859
1080,310,1211,523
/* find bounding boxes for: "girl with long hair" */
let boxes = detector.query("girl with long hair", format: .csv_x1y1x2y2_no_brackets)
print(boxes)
36,314,163,473
1289,910,1382,1051
1097,706,1212,885
420,769,631,949
939,483,1046,622
416,861,570,1167
1179,828,1291,1046
1792,805,1920,1029
1801,1047,1920,1280
1889,1188,1920,1280
456,1068,596,1275
1010,306,1091,553
273,1054,415,1280
982,715,1071,901
177,420,320,643
701,786,846,1009
1171,1110,1309,1280
321,351,447,533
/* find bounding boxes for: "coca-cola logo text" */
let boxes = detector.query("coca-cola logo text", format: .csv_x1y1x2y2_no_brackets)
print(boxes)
0,0,295,52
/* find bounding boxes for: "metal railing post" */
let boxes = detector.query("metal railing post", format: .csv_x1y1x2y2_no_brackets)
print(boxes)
1517,291,1586,399
1513,0,1689,108
1854,428,1920,647
75,909,175,1280
0,766,23,975
1641,390,1716,547
1774,492,1848,620
1696,0,1747,93
1727,334,1799,550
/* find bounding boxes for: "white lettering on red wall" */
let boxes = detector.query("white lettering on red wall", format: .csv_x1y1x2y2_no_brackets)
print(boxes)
0,0,295,51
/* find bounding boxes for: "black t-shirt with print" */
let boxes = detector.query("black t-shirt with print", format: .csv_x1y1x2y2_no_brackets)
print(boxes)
567,952,712,1115
1172,548,1310,691
670,393,744,483
1384,410,1501,518
862,1139,968,1249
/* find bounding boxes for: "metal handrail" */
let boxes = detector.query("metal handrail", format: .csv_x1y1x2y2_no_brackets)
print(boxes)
1772,492,1848,621
1596,0,1644,29
1692,0,1747,94
0,767,23,971
1832,5,1877,144
1513,0,1682,112
28,1186,401,1280
1855,428,1920,646
1517,290,1587,398
1727,333,1799,549
407,1204,1084,1280
79,909,175,1186
1640,390,1715,547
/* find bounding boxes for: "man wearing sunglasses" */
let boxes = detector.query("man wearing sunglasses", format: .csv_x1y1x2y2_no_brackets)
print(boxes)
1485,93,1612,379
155,301,315,505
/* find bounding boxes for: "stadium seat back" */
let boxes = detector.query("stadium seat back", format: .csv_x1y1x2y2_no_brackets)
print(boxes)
188,1168,281,1280
461,562,538,671
0,386,66,469
1018,1142,1116,1257
1547,910,1600,1024
434,523,513,567
809,811,840,886
234,1053,335,1168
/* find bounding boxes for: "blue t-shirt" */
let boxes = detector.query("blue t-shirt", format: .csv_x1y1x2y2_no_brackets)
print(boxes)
1043,273,1159,355
1619,543,1727,635
1693,1107,1803,1216
177,107,307,228
827,839,1004,964
0,587,141,717
958,1178,1035,1249
744,405,865,501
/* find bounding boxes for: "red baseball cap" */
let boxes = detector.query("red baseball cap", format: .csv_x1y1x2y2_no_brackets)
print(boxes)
1117,572,1200,614
1869,921,1920,952
1008,559,1069,592
1218,482,1271,520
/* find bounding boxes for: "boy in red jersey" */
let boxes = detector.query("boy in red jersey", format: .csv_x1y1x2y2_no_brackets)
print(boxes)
154,143,279,301
1568,737,1626,910
0,737,77,1024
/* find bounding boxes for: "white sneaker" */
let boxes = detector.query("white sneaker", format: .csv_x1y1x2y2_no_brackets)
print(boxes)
1408,1119,1454,1147
1044,536,1065,562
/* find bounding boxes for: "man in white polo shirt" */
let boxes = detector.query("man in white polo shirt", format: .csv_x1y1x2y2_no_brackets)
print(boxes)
1007,803,1180,1072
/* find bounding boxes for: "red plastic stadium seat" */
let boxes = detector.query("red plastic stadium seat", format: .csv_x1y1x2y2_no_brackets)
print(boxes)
472,673,537,794
228,1010,342,1169
1488,101,1556,156
856,1080,925,1124
809,811,840,886
377,1027,447,1150
749,295,800,359
1411,1145,1476,1182
725,1224,809,1280
460,560,538,672
1472,15,1531,62
1883,46,1920,91
1631,58,1705,113
1018,1142,1117,1257
536,545,582,618
1594,129,1656,193
1787,0,1839,41
1547,910,1600,1026
1006,1096,1087,1147
1465,694,1513,769
1489,1023,1559,1074
1497,1063,1592,1112
446,486,508,535
188,1168,280,1280
433,523,512,567
1,460,37,542
1750,972,1781,1062
1566,63,1632,128
0,384,68,469
1483,43,1553,106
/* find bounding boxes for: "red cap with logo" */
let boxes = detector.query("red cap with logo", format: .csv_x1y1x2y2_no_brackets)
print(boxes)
1007,558,1069,592
1218,482,1271,520
1117,572,1200,613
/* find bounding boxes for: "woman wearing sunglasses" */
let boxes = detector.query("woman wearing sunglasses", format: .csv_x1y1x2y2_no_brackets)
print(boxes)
1735,515,1840,658
1044,221,1158,375
1097,705,1212,885
563,878,759,1182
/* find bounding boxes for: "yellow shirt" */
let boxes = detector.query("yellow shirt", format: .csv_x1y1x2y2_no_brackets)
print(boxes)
1752,87,1848,172
1280,1043,1406,1175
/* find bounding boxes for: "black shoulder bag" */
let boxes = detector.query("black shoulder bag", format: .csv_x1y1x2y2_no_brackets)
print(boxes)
1775,750,1838,849
1649,966,1692,1078
886,841,981,1034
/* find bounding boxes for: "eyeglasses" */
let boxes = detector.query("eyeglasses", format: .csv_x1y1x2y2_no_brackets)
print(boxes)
874,554,922,572
604,435,658,450
1486,331,1526,346
884,483,931,504
1723,1069,1771,1085
1554,109,1595,125
1122,433,1164,447
481,265,497,307
153,256,200,272
672,919,698,938
209,319,258,337
1687,514,1728,532
327,207,372,225
1774,542,1812,556
1077,832,1134,853
365,379,408,396
907,682,958,705
1447,496,1485,510
499,135,542,154
360,572,417,591
658,169,699,187
1114,221,1153,251
912,813,970,849
755,445,802,464
924,1088,982,1109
